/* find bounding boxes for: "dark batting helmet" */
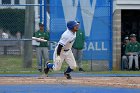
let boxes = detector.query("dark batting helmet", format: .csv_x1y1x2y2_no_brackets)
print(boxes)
67,21,79,30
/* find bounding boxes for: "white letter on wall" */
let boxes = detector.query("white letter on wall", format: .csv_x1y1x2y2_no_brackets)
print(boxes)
80,0,96,36
62,0,79,22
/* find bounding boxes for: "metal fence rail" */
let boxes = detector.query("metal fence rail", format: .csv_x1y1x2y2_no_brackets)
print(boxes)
0,0,113,74
0,0,46,73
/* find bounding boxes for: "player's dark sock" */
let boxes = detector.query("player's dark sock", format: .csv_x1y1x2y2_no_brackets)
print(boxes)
64,66,73,79
65,66,73,73
47,63,54,69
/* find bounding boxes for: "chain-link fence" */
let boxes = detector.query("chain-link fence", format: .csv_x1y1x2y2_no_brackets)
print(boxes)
0,0,113,74
49,0,113,71
0,0,47,74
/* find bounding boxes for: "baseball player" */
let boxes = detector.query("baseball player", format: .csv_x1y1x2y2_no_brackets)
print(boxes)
33,22,50,72
125,34,140,70
44,21,79,79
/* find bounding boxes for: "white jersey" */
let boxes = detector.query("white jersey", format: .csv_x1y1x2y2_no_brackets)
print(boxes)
58,29,76,50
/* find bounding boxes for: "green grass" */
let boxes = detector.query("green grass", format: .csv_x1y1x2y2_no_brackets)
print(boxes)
0,55,38,74
0,55,140,75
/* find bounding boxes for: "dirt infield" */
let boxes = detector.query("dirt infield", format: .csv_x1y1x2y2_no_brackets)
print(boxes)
0,76,139,88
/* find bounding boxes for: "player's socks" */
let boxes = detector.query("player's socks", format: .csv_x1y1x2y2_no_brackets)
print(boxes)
65,66,73,73
64,66,73,79
47,63,54,69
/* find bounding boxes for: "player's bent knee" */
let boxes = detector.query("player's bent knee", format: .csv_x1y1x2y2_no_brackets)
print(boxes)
70,65,77,70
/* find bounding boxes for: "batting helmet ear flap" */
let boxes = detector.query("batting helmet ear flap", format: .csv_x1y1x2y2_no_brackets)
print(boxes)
67,21,79,30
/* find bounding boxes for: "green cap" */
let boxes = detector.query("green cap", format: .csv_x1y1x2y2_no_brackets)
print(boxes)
39,22,44,26
124,37,129,40
130,34,136,37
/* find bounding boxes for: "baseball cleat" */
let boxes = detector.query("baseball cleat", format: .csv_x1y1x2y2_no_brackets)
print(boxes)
44,63,50,74
79,68,85,72
38,69,42,72
64,72,72,79
44,67,49,75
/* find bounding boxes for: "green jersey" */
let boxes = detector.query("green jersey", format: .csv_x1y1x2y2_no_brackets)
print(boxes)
72,29,85,50
125,41,140,53
33,30,49,47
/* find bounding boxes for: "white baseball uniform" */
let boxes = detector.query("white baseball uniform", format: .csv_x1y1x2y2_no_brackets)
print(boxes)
53,29,77,71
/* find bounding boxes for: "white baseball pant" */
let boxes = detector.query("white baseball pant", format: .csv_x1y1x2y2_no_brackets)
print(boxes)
53,48,77,71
